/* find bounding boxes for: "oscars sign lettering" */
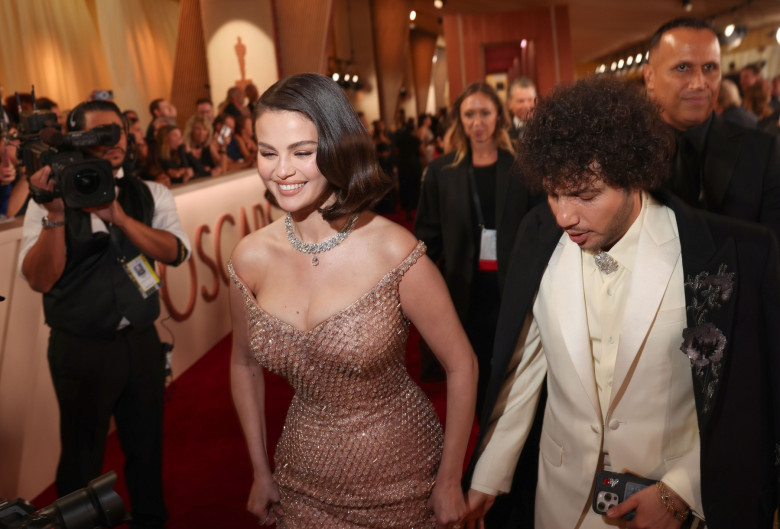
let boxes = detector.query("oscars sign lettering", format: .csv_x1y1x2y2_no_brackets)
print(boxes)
157,202,272,321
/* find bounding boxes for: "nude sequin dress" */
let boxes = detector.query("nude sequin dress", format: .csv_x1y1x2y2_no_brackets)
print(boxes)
229,242,443,528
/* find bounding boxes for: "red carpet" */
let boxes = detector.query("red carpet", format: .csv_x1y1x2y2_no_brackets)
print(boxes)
33,320,478,529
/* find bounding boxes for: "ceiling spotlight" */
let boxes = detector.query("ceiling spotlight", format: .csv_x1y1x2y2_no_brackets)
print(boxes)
433,0,444,8
521,39,527,48
721,25,746,50
409,10,416,21
682,0,692,12
344,74,351,81
776,26,780,45
618,59,625,69
332,73,340,82
636,53,643,63
611,61,617,72
627,56,634,66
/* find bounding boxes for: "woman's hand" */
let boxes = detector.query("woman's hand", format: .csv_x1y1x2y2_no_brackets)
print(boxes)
247,474,284,526
428,479,468,528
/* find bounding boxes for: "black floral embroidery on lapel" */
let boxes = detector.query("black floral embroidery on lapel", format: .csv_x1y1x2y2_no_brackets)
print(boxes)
681,264,735,414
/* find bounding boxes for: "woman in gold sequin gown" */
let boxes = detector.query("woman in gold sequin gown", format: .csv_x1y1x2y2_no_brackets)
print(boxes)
229,73,478,529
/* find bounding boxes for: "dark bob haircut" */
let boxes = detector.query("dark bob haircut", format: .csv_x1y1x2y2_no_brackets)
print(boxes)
517,75,674,194
255,73,391,221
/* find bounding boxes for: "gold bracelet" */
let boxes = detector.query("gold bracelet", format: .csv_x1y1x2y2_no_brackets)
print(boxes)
656,481,690,521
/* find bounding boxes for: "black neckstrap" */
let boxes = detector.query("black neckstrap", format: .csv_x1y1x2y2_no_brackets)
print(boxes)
467,166,486,229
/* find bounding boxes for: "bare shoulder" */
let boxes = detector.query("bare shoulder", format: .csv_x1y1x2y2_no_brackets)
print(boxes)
357,213,421,266
230,217,285,288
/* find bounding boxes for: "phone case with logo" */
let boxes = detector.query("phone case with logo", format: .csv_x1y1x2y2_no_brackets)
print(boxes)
592,470,655,520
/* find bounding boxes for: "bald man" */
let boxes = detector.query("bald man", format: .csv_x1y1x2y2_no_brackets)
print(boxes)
642,17,780,240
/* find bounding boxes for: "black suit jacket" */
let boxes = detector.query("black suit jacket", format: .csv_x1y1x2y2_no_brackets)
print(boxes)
669,113,780,240
720,105,758,129
413,149,537,321
471,191,780,529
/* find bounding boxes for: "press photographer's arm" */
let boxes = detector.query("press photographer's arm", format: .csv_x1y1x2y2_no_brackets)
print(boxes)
20,165,66,292
82,194,180,265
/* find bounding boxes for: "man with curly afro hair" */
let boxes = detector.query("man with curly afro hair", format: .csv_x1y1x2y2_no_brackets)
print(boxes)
463,74,780,529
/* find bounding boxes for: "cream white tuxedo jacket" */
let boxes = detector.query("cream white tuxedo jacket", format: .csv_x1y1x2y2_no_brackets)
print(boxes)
471,197,704,528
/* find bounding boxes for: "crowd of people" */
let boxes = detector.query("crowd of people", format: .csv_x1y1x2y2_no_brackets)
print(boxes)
0,83,265,220
3,13,779,529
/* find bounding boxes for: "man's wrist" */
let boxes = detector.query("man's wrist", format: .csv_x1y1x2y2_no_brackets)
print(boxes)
41,215,65,229
656,481,690,521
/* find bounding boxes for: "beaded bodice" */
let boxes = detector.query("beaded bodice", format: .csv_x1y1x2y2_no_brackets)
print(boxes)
228,241,443,528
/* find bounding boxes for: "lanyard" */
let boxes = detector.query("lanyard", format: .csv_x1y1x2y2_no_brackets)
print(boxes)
467,166,487,229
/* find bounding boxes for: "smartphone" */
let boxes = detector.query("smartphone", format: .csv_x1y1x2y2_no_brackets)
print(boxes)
91,89,114,101
217,125,231,146
592,470,655,520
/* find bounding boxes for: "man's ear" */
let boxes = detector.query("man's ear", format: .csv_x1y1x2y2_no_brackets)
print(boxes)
642,64,654,92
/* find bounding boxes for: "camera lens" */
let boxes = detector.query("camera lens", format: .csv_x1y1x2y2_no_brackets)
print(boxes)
72,168,100,195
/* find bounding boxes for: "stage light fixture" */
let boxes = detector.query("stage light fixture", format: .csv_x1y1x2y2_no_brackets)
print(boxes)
725,24,735,37
410,10,416,21
776,27,780,45
433,0,444,8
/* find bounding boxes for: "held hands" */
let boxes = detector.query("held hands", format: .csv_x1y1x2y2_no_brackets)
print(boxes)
462,489,496,529
427,479,468,528
247,474,284,526
606,482,686,529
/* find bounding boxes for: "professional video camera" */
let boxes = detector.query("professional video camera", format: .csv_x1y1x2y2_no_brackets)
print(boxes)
17,88,118,209
0,472,125,529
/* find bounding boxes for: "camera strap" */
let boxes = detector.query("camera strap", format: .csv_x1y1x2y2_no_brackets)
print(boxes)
106,220,161,299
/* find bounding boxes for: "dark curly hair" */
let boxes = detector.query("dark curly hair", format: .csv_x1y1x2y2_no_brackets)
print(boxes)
255,73,391,221
517,75,674,194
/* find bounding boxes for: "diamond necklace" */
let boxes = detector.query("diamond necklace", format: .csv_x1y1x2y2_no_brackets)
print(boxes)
285,212,359,266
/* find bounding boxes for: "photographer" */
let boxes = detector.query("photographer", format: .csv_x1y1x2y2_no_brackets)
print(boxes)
18,100,190,529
